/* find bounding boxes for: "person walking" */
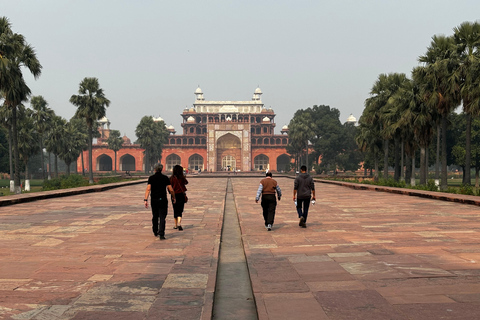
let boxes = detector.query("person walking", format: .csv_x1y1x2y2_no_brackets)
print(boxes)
144,163,176,240
255,171,282,231
170,165,188,231
293,165,315,228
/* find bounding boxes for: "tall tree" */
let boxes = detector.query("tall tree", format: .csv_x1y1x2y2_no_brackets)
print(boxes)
287,109,316,172
17,108,39,191
30,95,54,180
363,73,407,179
453,21,480,185
308,105,343,174
70,77,110,184
135,116,169,174
45,116,66,178
356,119,382,181
418,35,461,190
338,122,362,172
0,101,14,190
58,120,84,176
0,126,8,173
0,17,42,193
69,117,90,175
106,129,123,173
381,74,411,181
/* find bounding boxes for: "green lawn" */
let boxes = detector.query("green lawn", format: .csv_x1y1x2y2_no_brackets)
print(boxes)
0,179,45,196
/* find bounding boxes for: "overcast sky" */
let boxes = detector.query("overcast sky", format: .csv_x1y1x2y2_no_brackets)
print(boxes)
3,1,479,140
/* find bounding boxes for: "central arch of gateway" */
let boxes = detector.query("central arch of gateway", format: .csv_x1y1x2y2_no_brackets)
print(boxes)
214,132,246,171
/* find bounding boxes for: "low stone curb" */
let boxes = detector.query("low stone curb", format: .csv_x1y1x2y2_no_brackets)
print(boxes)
317,179,480,206
0,179,147,207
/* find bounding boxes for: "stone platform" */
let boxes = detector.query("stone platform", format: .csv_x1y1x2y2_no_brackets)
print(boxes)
1,177,480,319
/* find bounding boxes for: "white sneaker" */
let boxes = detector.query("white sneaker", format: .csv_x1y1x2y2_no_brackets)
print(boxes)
267,224,272,231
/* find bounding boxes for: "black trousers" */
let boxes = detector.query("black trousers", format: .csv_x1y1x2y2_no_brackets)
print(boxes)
296,198,310,222
172,192,186,218
151,199,168,236
261,194,277,226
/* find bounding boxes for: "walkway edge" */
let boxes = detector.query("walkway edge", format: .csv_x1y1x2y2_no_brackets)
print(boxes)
0,179,147,207
317,179,480,206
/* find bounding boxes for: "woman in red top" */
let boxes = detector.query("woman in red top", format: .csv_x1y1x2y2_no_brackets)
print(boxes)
170,165,188,230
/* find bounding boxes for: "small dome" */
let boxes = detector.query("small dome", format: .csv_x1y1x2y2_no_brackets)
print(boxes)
261,108,269,113
122,135,131,144
152,116,164,122
255,87,262,94
189,107,195,112
195,87,203,94
167,125,175,130
99,116,109,123
282,125,288,130
187,116,195,123
346,114,357,123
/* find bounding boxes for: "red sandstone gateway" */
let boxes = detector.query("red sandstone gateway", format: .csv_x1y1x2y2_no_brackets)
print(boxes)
77,87,292,173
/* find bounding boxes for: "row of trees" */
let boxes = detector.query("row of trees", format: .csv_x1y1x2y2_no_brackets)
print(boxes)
2,16,164,194
0,90,124,190
357,21,480,190
1,16,122,193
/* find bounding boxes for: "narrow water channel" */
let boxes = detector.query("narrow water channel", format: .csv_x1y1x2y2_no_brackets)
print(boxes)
212,179,258,319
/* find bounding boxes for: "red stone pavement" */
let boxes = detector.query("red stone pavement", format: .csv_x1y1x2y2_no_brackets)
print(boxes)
1,177,480,319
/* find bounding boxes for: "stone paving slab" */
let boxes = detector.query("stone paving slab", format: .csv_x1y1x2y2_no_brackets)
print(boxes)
232,177,480,320
0,178,226,319
2,176,480,319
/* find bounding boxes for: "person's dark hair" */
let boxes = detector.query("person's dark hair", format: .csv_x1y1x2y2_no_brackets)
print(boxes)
266,171,272,177
154,163,163,172
300,165,307,172
171,165,187,183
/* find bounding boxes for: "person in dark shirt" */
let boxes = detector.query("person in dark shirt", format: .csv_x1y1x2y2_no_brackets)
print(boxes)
293,165,316,228
144,163,175,239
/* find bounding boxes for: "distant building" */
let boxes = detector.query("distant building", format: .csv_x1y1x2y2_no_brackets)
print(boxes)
162,87,291,172
76,115,144,173
76,87,292,173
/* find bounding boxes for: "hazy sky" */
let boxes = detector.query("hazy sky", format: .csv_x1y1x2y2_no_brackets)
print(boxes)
3,1,479,140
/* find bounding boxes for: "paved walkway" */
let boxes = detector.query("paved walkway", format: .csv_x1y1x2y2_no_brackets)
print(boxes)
1,177,480,319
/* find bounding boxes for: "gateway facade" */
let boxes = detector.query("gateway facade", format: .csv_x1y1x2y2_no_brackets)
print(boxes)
161,87,290,172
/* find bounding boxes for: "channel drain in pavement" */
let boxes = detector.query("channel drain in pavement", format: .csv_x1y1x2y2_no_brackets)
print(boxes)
212,178,258,319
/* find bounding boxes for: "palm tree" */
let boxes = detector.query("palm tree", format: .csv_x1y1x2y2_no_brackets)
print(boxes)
45,116,66,178
30,96,54,180
381,75,411,181
355,120,382,181
0,17,42,194
418,35,461,190
17,108,39,191
70,77,110,184
106,129,123,173
58,120,84,176
69,117,89,175
453,21,480,185
0,101,14,191
364,73,407,179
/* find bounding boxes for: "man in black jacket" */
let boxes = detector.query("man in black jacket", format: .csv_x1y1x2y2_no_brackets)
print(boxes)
144,163,176,239
293,165,316,228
